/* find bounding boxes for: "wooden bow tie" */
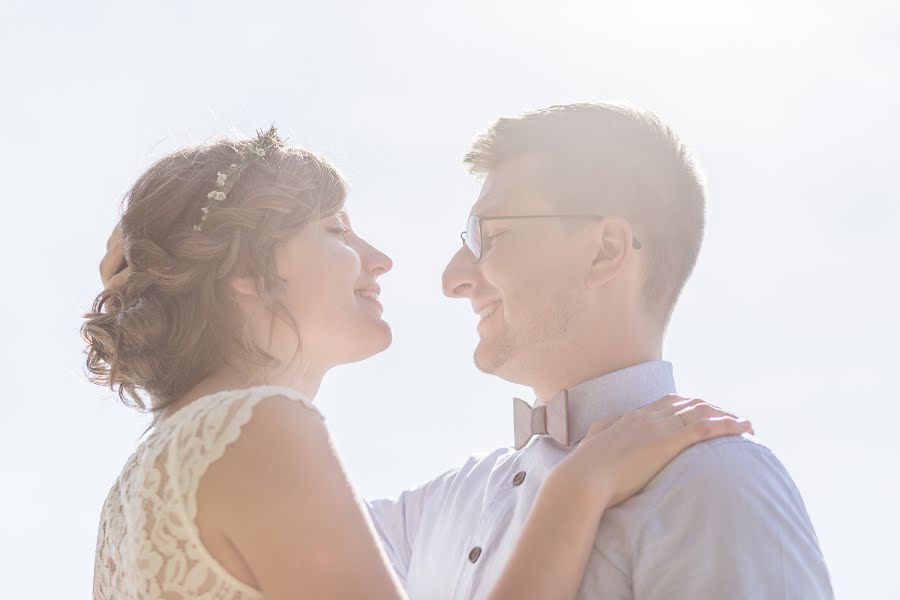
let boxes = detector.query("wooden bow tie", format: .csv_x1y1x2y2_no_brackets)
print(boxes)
513,392,571,450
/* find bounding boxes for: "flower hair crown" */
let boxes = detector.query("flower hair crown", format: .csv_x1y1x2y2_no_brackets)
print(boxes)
193,125,285,232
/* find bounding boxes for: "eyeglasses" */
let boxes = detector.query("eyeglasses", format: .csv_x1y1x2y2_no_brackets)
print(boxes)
459,214,642,263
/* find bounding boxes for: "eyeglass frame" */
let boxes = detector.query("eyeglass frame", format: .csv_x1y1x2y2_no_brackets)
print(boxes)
459,214,642,263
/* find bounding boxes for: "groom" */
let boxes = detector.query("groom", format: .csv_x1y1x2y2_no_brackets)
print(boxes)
367,103,834,598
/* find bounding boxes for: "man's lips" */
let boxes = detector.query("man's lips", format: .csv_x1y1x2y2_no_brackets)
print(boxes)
475,300,502,321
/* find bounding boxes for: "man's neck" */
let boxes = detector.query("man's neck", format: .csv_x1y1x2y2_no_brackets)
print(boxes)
531,339,663,402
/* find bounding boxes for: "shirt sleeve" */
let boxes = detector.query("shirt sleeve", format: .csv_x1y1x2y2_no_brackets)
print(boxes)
365,469,455,588
632,438,834,599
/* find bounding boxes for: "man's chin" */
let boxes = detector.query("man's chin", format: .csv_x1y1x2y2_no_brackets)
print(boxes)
473,338,513,375
473,351,497,374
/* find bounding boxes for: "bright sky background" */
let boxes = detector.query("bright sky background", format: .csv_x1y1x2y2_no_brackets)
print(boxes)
1,1,897,597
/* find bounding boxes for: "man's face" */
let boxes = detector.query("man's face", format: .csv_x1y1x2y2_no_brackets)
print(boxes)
442,156,589,382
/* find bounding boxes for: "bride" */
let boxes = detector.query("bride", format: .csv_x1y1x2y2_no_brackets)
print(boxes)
86,128,750,599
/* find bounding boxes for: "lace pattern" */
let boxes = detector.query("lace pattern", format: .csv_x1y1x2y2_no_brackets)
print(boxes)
93,386,318,599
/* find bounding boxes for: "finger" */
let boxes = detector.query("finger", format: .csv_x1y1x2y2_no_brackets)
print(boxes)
658,397,741,423
676,402,740,423
584,415,624,438
657,410,750,438
689,399,739,421
99,241,127,288
679,416,753,446
643,394,690,414
106,225,122,251
647,395,703,417
104,267,131,292
670,396,702,409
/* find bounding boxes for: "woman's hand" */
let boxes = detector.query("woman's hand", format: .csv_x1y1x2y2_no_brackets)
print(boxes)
99,223,130,291
555,395,752,510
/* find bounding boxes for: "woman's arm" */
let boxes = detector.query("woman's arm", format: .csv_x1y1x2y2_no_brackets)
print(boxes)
201,395,406,600
486,394,752,600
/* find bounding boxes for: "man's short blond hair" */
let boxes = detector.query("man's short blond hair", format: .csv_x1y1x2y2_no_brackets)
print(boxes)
465,102,706,327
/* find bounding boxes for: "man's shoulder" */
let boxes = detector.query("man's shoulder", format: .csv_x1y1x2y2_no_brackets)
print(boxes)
594,438,833,598
645,433,790,497
595,433,815,557
666,431,780,475
631,432,808,524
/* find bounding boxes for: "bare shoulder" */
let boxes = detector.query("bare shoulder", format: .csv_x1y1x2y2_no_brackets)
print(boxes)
196,393,403,597
199,393,334,518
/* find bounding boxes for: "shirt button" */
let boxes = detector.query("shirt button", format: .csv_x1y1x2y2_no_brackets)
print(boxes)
468,546,483,563
512,471,527,487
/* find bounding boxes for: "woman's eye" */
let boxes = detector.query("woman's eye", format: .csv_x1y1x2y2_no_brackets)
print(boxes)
328,227,352,242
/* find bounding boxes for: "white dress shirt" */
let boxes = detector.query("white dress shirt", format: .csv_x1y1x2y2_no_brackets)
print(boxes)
367,361,833,599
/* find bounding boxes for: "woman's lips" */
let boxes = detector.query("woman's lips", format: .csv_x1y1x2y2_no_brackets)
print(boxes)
356,289,383,313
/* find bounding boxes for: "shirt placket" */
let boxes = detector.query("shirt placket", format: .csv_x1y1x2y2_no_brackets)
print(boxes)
451,450,536,600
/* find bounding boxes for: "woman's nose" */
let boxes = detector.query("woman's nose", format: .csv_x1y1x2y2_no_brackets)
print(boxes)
364,243,393,276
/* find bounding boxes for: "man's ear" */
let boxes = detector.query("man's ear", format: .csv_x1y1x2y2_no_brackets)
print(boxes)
585,218,636,289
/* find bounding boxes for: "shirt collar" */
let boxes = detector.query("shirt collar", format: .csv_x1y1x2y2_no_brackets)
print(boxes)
534,360,676,446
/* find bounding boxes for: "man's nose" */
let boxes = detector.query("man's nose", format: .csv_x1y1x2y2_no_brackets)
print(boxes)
442,246,477,298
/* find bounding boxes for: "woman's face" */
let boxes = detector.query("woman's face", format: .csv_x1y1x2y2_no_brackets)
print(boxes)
265,209,393,370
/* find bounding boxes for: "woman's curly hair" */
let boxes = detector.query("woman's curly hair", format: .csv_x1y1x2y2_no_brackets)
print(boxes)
81,136,347,413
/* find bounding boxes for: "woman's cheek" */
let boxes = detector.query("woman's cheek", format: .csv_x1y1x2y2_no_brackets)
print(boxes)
337,242,363,280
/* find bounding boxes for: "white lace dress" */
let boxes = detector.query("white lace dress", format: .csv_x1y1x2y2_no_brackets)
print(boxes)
93,385,318,600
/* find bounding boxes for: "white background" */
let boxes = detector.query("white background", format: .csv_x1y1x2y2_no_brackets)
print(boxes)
1,1,897,597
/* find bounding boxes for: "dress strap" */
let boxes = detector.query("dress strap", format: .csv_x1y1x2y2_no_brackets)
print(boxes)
240,384,317,411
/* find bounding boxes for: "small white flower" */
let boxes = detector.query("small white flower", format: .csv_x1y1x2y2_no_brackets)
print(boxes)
193,225,202,232
207,191,226,202
253,147,266,157
216,172,227,187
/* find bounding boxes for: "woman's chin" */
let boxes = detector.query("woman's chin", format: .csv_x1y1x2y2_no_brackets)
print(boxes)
340,322,393,365
371,321,393,353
